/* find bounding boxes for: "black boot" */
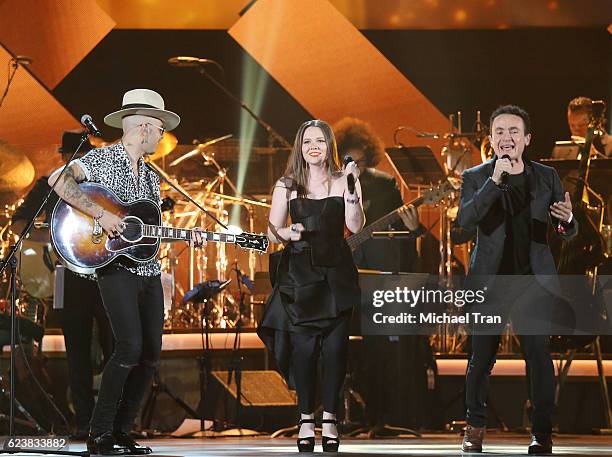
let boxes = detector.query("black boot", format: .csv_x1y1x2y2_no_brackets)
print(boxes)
86,431,129,456
528,433,553,454
112,431,153,455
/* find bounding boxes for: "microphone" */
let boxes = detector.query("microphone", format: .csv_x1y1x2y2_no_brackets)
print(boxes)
80,114,102,137
167,56,218,67
13,55,33,65
500,154,511,184
343,155,355,194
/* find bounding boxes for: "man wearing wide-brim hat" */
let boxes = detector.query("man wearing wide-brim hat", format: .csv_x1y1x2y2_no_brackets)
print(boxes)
49,88,204,455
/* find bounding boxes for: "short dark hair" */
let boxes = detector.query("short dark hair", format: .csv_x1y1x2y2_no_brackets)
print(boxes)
489,104,531,134
568,96,593,115
333,117,385,167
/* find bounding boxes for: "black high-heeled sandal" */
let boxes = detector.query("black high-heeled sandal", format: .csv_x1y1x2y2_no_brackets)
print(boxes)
321,418,340,452
297,418,316,452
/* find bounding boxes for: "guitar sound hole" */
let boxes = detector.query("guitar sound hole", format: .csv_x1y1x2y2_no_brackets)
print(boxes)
121,217,143,242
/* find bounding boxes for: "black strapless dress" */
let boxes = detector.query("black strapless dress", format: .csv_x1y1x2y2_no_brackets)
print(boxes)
258,197,360,384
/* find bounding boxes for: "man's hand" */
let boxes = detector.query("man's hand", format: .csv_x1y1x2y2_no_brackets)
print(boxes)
491,157,512,184
550,192,573,223
99,211,125,238
398,204,420,231
191,229,207,247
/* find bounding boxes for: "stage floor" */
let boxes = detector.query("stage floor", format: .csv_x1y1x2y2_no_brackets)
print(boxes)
72,433,612,456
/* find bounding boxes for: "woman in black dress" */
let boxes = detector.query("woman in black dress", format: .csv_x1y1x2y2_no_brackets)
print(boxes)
259,119,364,452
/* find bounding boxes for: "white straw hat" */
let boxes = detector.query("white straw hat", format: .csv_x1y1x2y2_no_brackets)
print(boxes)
104,88,180,131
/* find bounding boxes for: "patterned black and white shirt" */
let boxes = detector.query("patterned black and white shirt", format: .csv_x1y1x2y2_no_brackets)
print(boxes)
74,142,162,277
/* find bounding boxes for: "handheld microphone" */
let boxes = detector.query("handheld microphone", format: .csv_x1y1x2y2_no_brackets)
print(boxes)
80,114,102,137
500,154,511,184
343,155,355,194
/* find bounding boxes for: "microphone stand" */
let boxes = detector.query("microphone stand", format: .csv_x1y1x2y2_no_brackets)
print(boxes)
0,131,90,456
193,62,292,149
0,57,24,109
226,261,245,428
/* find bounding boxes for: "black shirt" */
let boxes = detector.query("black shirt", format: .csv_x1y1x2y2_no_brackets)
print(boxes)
497,172,532,275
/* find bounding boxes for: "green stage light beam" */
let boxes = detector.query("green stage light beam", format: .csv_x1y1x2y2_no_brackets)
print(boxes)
230,58,270,227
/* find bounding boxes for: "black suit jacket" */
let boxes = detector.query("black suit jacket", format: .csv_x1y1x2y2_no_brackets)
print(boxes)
457,157,578,295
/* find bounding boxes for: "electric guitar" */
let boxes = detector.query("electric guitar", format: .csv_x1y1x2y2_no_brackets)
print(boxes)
347,180,455,251
50,182,269,274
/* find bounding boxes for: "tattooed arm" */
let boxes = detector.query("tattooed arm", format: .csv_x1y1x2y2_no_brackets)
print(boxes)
48,164,125,236
48,164,102,217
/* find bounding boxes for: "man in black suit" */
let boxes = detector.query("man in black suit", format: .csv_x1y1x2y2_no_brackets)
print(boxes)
457,105,577,454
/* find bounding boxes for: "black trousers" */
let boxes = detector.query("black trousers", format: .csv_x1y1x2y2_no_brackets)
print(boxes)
60,270,114,432
465,276,555,433
90,266,164,435
290,315,350,415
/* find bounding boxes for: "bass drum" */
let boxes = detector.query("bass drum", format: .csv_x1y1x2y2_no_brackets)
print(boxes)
19,239,58,299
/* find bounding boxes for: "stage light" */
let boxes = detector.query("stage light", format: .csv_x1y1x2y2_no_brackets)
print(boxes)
230,54,270,226
453,9,468,23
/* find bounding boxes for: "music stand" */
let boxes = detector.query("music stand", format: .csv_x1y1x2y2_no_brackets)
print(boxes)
385,147,446,185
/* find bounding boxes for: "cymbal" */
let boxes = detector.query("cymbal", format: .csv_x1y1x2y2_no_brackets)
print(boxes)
169,134,233,167
0,140,35,192
149,132,178,161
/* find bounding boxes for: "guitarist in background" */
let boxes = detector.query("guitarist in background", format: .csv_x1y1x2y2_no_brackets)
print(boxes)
334,117,425,272
49,89,205,456
334,117,436,434
12,131,113,439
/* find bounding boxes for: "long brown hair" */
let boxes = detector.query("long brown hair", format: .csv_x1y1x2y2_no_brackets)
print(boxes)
284,119,341,197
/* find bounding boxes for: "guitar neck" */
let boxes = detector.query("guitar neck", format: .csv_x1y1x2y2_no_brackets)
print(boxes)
142,225,237,244
347,195,425,250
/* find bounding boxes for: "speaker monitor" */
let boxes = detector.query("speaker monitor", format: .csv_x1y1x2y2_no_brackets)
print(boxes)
208,370,297,432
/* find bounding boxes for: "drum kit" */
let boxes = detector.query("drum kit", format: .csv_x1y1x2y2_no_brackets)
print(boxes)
144,134,271,329
0,132,271,335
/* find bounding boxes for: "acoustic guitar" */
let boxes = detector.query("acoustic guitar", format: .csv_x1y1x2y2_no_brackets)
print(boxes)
50,182,268,274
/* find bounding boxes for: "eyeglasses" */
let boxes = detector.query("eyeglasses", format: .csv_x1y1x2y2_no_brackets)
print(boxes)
143,123,165,135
